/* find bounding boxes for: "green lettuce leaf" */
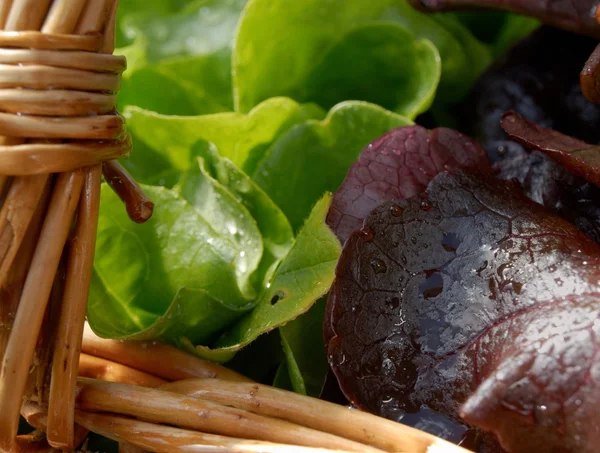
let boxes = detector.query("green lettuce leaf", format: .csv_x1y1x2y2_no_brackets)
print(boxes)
115,0,187,48
279,297,329,397
252,101,412,231
116,0,246,115
191,145,295,284
272,362,294,391
233,0,504,112
88,183,253,344
452,11,540,57
122,98,325,185
301,23,440,117
188,194,341,361
88,149,294,345
234,0,442,116
379,2,491,103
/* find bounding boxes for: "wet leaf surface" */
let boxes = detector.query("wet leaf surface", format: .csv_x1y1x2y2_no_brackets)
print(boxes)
501,111,600,188
456,27,600,244
326,171,600,453
326,125,490,244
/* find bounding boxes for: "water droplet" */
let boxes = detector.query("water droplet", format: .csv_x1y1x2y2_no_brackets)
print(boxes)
512,281,523,294
360,227,374,242
381,358,395,376
410,237,417,244
390,205,404,217
419,272,443,300
497,145,507,156
387,297,400,309
442,232,461,253
420,199,432,211
370,258,387,274
476,260,489,275
497,262,511,278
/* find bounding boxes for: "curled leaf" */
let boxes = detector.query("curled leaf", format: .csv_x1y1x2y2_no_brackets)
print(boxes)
253,101,412,232
455,27,600,243
409,0,600,39
326,170,600,452
501,111,600,188
581,44,600,103
190,194,341,361
326,124,490,244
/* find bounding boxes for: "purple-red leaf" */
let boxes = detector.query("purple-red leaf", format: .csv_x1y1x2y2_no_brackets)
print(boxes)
409,0,600,39
326,125,490,244
581,43,600,103
454,27,600,244
326,170,600,453
501,111,600,188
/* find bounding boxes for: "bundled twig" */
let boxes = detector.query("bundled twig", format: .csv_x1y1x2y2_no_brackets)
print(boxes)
0,1,148,451
82,324,251,383
73,330,472,453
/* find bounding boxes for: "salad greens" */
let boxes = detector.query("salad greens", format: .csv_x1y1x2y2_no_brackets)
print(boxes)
89,0,539,391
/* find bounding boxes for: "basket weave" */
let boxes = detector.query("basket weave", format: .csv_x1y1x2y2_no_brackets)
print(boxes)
0,2,471,453
0,0,139,451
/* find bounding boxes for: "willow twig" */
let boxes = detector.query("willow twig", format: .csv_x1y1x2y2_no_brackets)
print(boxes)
14,431,55,453
82,324,251,383
103,161,154,223
21,402,89,451
47,165,102,449
0,3,53,304
0,177,50,363
75,412,367,453
119,442,149,453
0,174,48,287
75,378,384,453
161,379,471,453
78,353,167,387
0,175,9,201
0,170,85,450
40,0,119,447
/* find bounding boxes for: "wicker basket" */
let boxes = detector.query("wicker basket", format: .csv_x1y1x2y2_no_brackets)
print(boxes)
0,1,470,452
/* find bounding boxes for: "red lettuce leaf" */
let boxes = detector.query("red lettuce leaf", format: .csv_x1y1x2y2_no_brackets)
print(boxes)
409,0,600,39
494,149,600,243
325,170,600,453
581,44,600,103
455,27,600,164
453,27,600,243
501,111,600,188
326,125,490,244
